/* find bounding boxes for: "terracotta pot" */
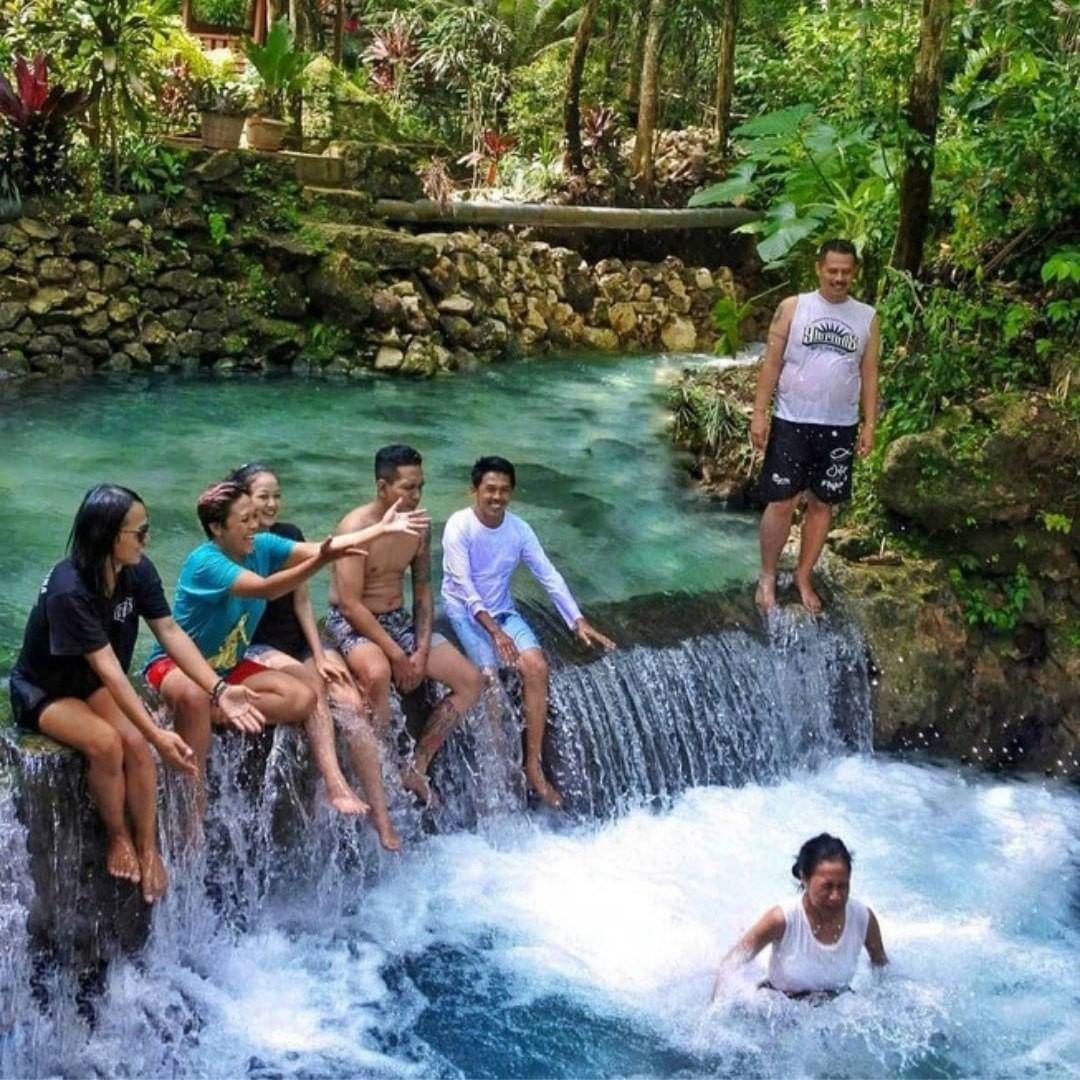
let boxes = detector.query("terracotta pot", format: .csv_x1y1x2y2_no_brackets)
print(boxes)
201,112,245,150
245,116,288,152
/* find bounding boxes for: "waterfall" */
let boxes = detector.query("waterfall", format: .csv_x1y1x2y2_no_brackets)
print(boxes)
0,602,873,1075
547,612,872,818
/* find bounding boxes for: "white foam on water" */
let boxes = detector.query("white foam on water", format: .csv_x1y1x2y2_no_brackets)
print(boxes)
6,756,1078,1077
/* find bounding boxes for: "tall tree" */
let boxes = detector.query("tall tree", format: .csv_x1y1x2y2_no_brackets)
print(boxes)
622,0,650,123
712,0,738,151
564,0,602,174
891,0,954,275
630,0,667,197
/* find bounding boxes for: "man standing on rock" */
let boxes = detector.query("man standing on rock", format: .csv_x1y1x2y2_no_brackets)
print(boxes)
441,456,615,808
327,445,485,805
750,239,880,614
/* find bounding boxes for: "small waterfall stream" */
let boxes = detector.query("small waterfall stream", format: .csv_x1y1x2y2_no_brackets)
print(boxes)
6,610,1072,1079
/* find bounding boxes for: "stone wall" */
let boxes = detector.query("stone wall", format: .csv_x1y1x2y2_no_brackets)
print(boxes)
0,150,744,387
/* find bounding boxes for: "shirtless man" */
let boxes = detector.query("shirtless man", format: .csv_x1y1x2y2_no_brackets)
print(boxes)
326,445,485,804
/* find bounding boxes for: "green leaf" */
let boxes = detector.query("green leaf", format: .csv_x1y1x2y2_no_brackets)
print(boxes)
757,215,820,265
688,163,757,207
733,103,814,140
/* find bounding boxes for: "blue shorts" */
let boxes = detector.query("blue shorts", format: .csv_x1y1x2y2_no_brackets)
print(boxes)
446,608,541,670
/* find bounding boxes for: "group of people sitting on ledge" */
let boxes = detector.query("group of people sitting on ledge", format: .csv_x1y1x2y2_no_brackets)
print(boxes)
9,448,614,902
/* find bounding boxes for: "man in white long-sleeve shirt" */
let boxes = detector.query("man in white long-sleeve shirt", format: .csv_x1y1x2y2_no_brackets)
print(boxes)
441,456,615,808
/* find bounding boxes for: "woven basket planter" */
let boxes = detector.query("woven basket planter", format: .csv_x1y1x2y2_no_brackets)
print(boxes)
200,112,245,150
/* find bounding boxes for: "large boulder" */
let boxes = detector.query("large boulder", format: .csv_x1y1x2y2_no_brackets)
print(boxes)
306,251,375,325
880,394,1079,532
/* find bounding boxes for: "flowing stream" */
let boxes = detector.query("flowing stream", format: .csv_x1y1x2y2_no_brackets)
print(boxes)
1,359,1077,1077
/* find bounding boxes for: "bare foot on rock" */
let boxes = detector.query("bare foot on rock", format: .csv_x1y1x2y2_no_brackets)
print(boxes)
401,765,438,808
107,834,141,884
525,766,563,809
139,847,169,904
755,574,777,614
325,786,371,817
372,814,403,852
794,572,823,615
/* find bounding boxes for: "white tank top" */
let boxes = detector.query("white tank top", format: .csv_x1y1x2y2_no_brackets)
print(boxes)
766,896,870,994
774,290,876,426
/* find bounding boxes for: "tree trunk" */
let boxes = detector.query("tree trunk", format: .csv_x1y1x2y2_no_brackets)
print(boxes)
623,0,650,124
602,0,620,99
891,0,954,276
631,0,667,198
564,0,602,175
332,0,345,65
712,0,739,151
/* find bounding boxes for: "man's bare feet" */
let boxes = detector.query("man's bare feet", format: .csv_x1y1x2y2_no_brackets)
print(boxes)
794,572,824,615
106,834,141,883
138,848,169,904
325,786,371,816
755,573,778,613
525,765,563,809
371,814,403,852
401,764,438,808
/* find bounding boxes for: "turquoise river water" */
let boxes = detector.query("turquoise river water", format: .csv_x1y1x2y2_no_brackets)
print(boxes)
0,357,1077,1079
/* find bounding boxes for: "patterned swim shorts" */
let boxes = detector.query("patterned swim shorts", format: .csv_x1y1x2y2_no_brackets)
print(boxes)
325,605,447,657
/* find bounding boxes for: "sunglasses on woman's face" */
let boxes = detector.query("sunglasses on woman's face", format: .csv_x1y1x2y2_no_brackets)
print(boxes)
121,523,152,542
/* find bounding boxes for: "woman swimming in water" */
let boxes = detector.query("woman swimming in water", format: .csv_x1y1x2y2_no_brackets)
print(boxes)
8,484,262,902
714,833,888,999
229,462,401,850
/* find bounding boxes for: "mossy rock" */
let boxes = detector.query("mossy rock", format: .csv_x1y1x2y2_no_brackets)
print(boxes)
880,393,1080,532
310,222,437,270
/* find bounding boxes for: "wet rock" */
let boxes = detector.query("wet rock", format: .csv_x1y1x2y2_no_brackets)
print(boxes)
438,314,472,347
273,274,307,319
155,270,199,297
370,289,404,329
581,326,619,352
79,310,110,336
660,315,697,352
107,299,137,324
0,301,25,331
467,317,509,353
36,257,76,284
17,217,59,241
437,294,475,318
28,287,71,316
608,302,637,338
374,345,404,370
101,264,129,292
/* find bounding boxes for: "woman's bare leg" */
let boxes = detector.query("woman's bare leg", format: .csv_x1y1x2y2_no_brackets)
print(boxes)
39,697,141,888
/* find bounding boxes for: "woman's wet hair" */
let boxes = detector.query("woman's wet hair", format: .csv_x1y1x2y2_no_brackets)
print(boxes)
68,483,144,598
471,455,516,489
792,834,853,884
197,480,247,538
227,462,276,493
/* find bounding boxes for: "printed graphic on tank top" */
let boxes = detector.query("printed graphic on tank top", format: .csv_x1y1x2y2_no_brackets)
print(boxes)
774,291,875,427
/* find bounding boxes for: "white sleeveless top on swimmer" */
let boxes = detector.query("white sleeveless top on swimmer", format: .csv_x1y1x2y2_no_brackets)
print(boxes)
766,897,870,994
774,290,876,427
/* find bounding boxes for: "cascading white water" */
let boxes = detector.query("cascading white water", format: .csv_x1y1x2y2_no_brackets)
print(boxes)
1,614,1076,1078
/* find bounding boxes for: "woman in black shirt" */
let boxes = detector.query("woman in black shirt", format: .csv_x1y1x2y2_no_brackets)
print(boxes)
9,484,263,902
230,463,401,850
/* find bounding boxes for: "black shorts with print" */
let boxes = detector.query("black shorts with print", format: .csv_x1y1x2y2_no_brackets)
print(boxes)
757,417,858,505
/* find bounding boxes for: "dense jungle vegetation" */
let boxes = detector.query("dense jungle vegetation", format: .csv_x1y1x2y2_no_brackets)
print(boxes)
1,0,1077,479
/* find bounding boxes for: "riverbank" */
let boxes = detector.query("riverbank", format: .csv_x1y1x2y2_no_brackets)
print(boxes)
0,149,756,387
669,363,1080,775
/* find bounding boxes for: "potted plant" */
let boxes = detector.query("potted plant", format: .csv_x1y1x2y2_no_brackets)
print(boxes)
243,20,310,152
196,66,250,150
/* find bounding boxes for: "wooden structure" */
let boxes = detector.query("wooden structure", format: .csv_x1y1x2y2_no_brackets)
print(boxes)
373,200,759,231
181,0,268,49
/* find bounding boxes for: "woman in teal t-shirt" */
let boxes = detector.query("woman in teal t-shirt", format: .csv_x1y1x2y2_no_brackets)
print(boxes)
145,479,429,823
